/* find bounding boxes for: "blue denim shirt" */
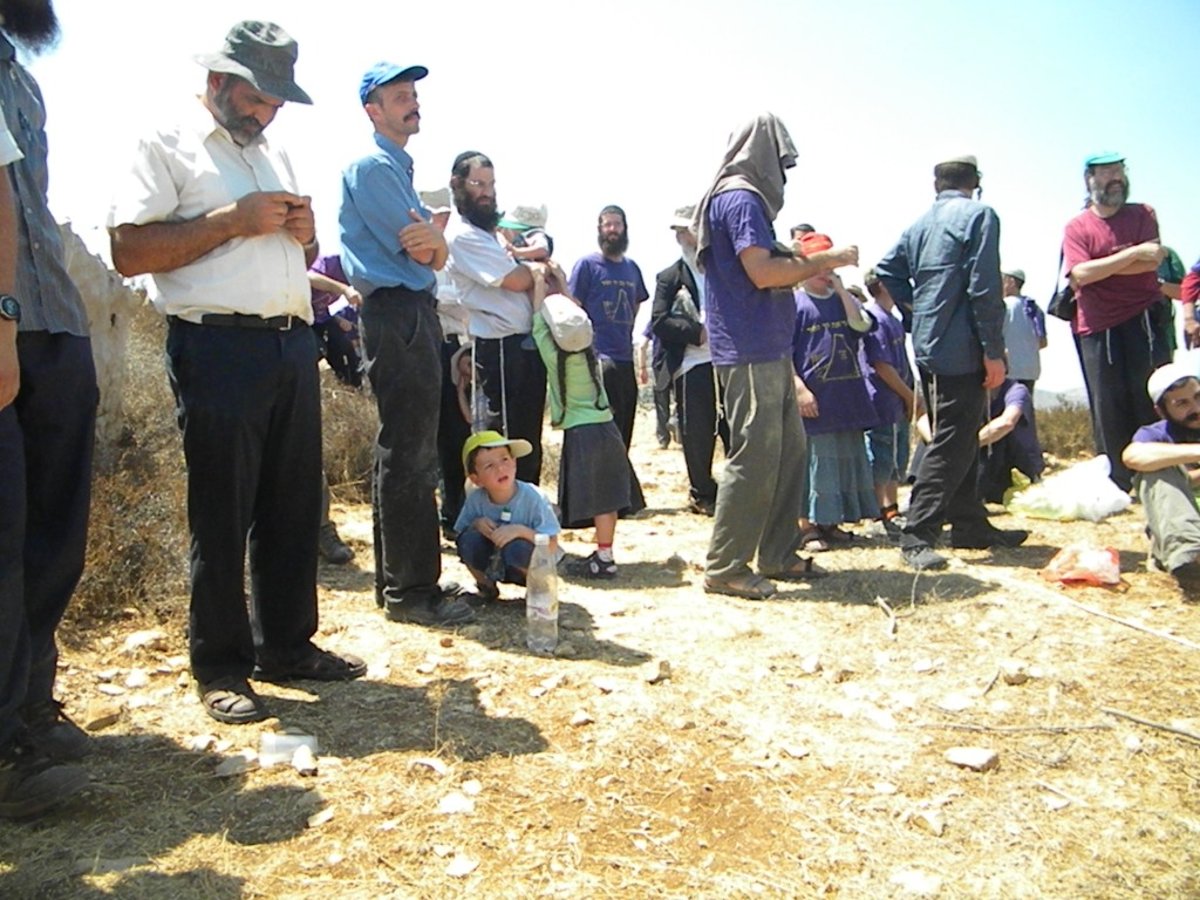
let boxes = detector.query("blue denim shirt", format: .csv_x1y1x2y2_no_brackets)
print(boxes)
876,190,1004,376
338,132,436,297
0,33,88,335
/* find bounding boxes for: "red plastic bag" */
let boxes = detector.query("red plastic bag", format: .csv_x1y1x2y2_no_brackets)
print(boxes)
1039,543,1121,586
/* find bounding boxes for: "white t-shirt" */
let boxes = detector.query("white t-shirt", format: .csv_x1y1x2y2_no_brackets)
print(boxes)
445,214,532,339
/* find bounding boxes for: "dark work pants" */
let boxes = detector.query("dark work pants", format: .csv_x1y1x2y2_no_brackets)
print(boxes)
601,358,638,450
675,362,726,505
654,383,672,444
438,335,471,529
360,288,444,606
902,368,988,549
1075,310,1171,492
313,318,362,388
0,333,96,749
473,334,546,485
166,320,322,685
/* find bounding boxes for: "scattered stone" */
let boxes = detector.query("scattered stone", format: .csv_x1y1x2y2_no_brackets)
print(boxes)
1042,794,1070,811
326,852,344,866
828,667,854,684
665,554,687,572
292,744,318,776
570,710,595,727
71,857,150,876
122,629,168,654
411,757,449,776
213,750,258,778
124,668,150,689
1124,734,1143,753
306,807,334,828
186,734,217,752
437,791,475,815
166,655,188,669
415,660,437,675
912,658,940,674
97,684,126,697
530,673,566,698
592,677,619,694
461,779,483,796
874,781,898,795
554,641,580,659
431,843,454,857
126,696,155,710
95,668,120,683
446,854,479,878
936,693,974,713
439,636,454,648
909,809,946,836
944,746,999,772
999,659,1029,685
781,744,810,760
799,654,823,675
83,704,122,732
889,868,943,896
645,660,672,685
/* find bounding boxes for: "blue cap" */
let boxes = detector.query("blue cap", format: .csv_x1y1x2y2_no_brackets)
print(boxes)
1084,151,1124,170
359,61,428,105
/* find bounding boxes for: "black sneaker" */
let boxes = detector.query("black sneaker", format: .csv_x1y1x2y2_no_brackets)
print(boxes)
901,545,948,571
687,497,716,517
950,523,1029,549
576,551,617,580
21,699,91,762
1172,559,1200,602
386,586,476,626
0,739,88,820
318,523,354,564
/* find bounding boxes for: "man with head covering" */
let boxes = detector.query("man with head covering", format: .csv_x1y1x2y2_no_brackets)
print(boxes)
1122,363,1200,599
110,21,368,725
650,205,729,516
0,0,95,817
876,154,1019,571
337,63,474,627
694,113,858,600
1062,152,1171,492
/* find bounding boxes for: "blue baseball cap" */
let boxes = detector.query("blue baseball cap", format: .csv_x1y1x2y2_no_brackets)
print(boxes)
359,61,428,105
1084,151,1124,170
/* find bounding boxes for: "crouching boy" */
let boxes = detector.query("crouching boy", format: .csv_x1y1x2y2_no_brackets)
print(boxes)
455,431,560,602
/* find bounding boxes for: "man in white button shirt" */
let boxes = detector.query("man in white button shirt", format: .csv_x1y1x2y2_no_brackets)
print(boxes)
109,21,365,726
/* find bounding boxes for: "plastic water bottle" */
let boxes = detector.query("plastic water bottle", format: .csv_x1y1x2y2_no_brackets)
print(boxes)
525,534,558,652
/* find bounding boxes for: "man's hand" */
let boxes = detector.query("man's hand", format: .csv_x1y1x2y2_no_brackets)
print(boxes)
343,286,363,309
399,208,446,265
830,245,859,268
1132,241,1166,266
983,356,1005,389
796,384,819,418
234,191,305,237
282,195,315,246
0,322,18,411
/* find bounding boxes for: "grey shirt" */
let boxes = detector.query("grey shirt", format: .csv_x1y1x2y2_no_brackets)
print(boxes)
0,33,88,336
876,190,1004,376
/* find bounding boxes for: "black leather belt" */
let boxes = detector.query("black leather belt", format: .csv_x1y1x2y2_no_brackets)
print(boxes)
199,313,301,330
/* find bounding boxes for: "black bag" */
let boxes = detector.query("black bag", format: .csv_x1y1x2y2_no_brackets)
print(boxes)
1047,249,1076,322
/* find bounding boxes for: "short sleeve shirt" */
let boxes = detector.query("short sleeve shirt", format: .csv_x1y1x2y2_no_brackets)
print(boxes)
1063,204,1161,335
453,480,561,536
445,215,531,338
568,253,649,363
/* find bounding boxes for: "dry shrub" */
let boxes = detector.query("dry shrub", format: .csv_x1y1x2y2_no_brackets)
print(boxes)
1038,400,1095,460
319,372,375,504
73,305,189,626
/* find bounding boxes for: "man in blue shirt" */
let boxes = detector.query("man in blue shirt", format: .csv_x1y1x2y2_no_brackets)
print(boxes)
339,62,474,626
877,154,1022,570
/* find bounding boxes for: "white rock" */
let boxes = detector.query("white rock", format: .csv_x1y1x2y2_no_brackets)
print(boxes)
415,660,437,675
186,734,217,752
1042,794,1070,811
999,659,1029,685
645,660,672,684
306,807,334,828
431,843,454,857
936,693,974,713
592,677,619,694
781,744,810,759
292,744,318,776
213,750,258,778
124,669,150,689
570,710,595,727
122,629,168,654
800,654,822,675
909,809,946,836
1124,734,1143,753
944,746,999,772
461,779,483,796
95,668,120,683
446,854,479,878
437,791,475,815
890,868,942,896
83,704,122,732
97,684,126,697
912,658,938,674
411,757,449,776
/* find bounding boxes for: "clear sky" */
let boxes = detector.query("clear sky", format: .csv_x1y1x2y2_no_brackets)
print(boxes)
27,0,1200,393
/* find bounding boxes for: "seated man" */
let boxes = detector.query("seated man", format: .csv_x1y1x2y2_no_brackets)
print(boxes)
976,378,1045,503
1121,363,1200,597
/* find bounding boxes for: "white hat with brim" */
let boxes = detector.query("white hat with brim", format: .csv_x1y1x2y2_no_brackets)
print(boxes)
1147,362,1198,407
541,293,593,353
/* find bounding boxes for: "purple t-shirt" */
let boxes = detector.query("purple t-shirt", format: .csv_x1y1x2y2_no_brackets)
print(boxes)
990,380,1045,480
309,254,358,325
863,300,912,426
1132,418,1200,445
700,190,796,366
568,253,648,363
792,290,880,436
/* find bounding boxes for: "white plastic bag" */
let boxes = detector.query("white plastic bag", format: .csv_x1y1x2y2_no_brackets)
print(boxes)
1008,455,1132,522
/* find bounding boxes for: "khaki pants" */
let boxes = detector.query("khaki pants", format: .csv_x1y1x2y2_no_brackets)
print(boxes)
1136,465,1200,572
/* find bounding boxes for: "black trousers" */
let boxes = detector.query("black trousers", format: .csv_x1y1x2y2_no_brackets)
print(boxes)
360,288,444,606
0,333,96,748
654,383,672,444
437,335,471,529
902,368,988,549
313,318,362,388
601,358,638,450
166,319,321,684
473,334,546,485
1075,310,1171,492
674,362,728,504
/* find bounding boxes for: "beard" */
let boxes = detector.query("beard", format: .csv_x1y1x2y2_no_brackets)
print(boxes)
0,0,60,53
211,81,265,146
454,186,500,232
1089,176,1129,208
599,230,628,256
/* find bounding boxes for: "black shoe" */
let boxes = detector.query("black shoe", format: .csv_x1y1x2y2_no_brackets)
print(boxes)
386,586,476,626
253,648,368,684
0,739,89,820
687,497,716,517
950,523,1029,549
901,545,948,571
572,551,617,580
1172,559,1200,602
318,523,354,564
21,699,91,762
197,677,269,725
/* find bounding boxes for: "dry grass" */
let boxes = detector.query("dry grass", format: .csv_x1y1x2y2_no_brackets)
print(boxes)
1038,401,1095,462
9,327,1200,897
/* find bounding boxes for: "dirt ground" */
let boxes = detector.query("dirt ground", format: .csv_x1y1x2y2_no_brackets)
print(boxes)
3,404,1199,899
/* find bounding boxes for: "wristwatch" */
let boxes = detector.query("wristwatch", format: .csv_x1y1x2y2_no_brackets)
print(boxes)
0,294,19,324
